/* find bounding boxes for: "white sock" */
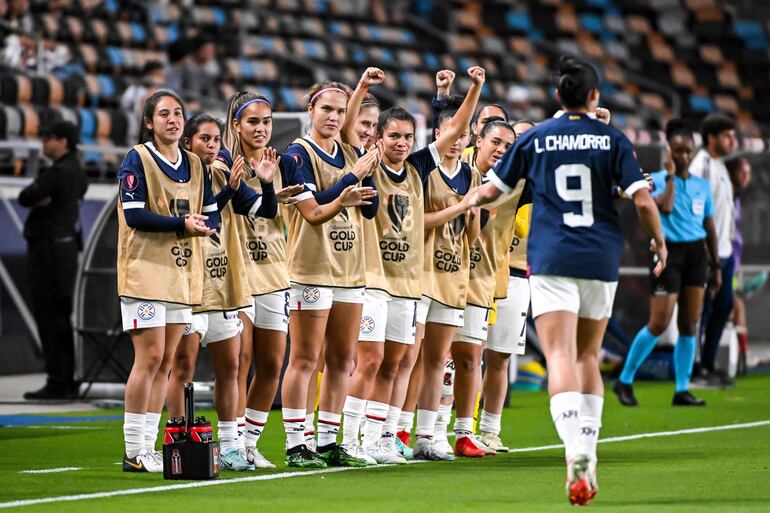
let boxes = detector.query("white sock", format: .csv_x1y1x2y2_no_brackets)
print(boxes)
398,410,414,433
415,409,437,438
144,412,162,452
435,403,452,439
579,394,604,467
479,409,502,435
218,420,238,452
361,400,388,447
305,412,315,443
382,406,401,436
282,407,306,450
244,408,269,449
236,416,246,450
454,416,473,438
124,412,146,458
342,396,366,446
317,411,341,448
549,391,582,461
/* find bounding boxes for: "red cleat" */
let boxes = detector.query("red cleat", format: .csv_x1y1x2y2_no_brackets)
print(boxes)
396,430,411,447
565,455,595,506
454,436,485,457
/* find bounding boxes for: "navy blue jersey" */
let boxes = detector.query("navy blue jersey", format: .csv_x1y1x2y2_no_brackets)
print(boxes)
382,144,440,184
427,160,473,195
285,137,365,202
489,111,647,282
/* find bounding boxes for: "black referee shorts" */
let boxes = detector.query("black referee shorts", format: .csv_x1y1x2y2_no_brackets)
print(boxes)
649,240,708,295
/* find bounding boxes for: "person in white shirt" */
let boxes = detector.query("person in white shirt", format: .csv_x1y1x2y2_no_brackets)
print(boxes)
689,113,737,384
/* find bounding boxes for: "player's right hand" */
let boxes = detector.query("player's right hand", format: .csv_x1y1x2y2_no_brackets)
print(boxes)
340,185,377,207
468,66,486,86
184,213,216,237
351,145,381,180
652,238,667,276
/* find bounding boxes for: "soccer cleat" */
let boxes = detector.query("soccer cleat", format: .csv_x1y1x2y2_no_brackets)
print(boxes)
394,435,413,459
469,435,497,455
363,438,407,465
318,443,374,467
672,391,706,406
479,432,509,453
219,447,255,471
454,435,485,458
122,451,163,473
285,444,327,468
612,381,638,407
245,447,276,468
566,454,594,506
396,429,411,446
413,436,455,461
433,434,454,457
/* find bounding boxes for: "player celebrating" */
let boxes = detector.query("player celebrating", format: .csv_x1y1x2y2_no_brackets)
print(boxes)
280,79,382,468
413,66,485,462
472,56,666,505
167,113,278,471
118,91,219,473
220,92,306,469
613,120,720,407
354,93,380,150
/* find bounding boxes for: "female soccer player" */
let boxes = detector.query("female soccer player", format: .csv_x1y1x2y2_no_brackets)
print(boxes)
472,56,667,505
340,68,486,463
412,66,485,462
167,113,278,470
280,78,382,468
354,93,380,150
219,91,306,469
451,119,520,457
613,120,719,407
118,91,218,473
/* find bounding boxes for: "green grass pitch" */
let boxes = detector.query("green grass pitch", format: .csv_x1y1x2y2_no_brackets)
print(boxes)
1,374,769,512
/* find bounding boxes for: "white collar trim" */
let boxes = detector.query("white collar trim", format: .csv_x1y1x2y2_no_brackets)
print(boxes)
145,141,182,170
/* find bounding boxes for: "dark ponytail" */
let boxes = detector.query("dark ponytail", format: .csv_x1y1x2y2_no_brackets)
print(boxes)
138,90,186,144
556,56,599,110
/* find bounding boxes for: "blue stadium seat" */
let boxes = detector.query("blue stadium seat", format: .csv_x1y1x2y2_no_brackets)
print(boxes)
97,76,116,98
689,94,715,113
580,14,604,34
506,12,532,33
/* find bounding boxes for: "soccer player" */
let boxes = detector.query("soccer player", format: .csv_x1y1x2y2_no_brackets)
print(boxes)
340,68,487,463
220,92,306,469
167,113,278,470
118,91,219,473
452,119,521,457
412,66,485,462
280,79,382,468
613,120,720,407
354,93,380,150
472,56,667,505
479,119,535,453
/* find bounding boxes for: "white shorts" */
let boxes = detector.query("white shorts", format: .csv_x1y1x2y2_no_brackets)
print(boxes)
289,283,366,311
529,275,618,320
486,276,530,355
359,290,418,344
240,291,290,332
453,305,490,345
416,296,465,327
121,298,192,332
186,311,243,347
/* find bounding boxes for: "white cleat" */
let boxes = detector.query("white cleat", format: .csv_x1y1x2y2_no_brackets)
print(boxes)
364,438,407,465
245,447,276,469
479,432,509,452
413,436,455,461
566,454,594,506
340,441,377,466
433,434,454,457
469,434,497,455
122,449,163,473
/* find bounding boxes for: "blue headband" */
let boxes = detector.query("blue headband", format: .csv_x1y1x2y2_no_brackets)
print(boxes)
234,98,272,120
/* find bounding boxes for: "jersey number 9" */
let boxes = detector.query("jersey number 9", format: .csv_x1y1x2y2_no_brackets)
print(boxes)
555,164,594,228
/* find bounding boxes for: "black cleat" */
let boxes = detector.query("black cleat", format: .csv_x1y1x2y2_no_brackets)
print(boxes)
612,381,638,407
672,391,706,406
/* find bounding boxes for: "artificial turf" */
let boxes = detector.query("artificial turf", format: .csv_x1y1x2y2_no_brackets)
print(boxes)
1,374,769,512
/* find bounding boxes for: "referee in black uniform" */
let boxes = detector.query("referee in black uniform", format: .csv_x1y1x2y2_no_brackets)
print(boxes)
19,121,88,400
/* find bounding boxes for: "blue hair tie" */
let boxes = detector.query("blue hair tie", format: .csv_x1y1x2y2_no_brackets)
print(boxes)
234,98,272,120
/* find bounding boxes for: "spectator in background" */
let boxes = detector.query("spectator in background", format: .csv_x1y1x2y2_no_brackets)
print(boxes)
18,121,88,400
689,113,737,386
726,157,752,375
181,34,221,99
120,61,168,117
165,38,189,92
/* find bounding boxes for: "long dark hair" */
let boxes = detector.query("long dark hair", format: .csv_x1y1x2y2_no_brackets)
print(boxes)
555,56,599,110
222,91,272,162
138,90,187,144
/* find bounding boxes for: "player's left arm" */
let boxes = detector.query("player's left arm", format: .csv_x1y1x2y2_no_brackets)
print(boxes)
341,67,385,148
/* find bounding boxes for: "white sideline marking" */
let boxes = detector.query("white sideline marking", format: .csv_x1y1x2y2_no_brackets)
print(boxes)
18,468,83,474
1,419,769,509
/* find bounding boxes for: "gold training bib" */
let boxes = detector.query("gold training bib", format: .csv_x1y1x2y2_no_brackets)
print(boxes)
117,144,204,305
364,162,424,300
286,138,365,288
